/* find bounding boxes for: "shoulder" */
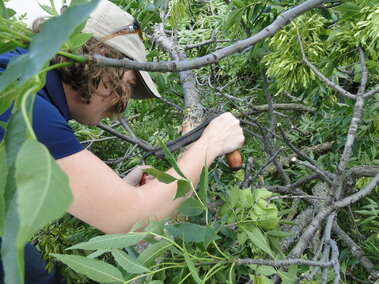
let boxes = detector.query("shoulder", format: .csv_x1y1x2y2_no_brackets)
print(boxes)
32,95,84,159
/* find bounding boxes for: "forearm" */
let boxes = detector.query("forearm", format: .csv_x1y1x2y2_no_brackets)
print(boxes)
62,113,243,234
137,138,216,227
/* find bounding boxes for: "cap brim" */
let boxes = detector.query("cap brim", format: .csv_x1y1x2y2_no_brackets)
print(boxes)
132,70,161,100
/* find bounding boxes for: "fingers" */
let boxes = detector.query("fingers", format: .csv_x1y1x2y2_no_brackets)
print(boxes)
123,165,153,186
202,112,244,157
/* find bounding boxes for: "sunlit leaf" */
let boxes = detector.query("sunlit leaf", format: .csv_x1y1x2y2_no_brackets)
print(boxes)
198,166,208,205
111,249,150,274
0,0,99,92
69,233,147,250
143,168,177,184
158,139,186,179
165,223,220,243
0,145,7,235
244,226,275,258
138,241,172,267
145,219,166,235
177,198,203,216
183,244,202,284
51,253,124,283
15,139,72,245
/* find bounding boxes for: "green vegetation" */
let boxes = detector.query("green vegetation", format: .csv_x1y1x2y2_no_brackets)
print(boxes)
0,0,378,283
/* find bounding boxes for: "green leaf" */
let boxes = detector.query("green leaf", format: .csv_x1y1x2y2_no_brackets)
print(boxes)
15,139,73,245
198,166,208,205
252,188,272,202
3,107,25,168
249,265,277,276
336,2,360,14
65,32,92,50
158,139,186,179
0,85,17,115
244,226,275,258
229,185,241,207
183,244,202,284
0,0,99,92
87,249,108,259
69,233,147,250
143,168,177,184
266,230,292,238
253,275,273,284
138,241,172,267
232,0,245,8
175,180,191,199
51,253,124,283
165,223,220,244
39,4,59,16
111,249,150,274
1,197,22,284
177,198,203,216
0,0,12,18
279,219,298,226
0,145,7,235
0,41,19,55
145,219,166,235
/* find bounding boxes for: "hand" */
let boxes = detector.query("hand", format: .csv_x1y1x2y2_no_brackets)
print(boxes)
123,165,154,187
199,113,244,159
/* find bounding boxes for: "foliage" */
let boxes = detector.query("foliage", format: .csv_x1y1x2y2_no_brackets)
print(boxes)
0,0,378,283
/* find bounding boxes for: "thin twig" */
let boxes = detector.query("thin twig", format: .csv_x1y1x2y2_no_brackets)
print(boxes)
297,36,356,100
292,157,333,185
333,223,379,280
97,123,154,152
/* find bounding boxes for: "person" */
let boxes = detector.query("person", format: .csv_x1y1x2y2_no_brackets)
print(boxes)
0,0,244,282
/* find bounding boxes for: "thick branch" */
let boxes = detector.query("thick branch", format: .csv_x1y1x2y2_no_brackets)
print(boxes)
235,258,333,268
288,205,334,258
153,23,204,132
334,172,379,208
246,103,316,114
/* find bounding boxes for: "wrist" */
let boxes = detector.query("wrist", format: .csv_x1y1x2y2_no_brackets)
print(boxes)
194,137,218,166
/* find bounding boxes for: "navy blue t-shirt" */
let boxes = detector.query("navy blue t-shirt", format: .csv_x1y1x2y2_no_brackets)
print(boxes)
0,48,84,158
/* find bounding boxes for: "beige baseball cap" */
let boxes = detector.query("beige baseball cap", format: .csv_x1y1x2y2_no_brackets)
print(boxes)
82,0,160,99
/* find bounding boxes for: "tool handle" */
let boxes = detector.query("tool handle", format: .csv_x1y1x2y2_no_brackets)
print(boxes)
226,149,242,171
139,173,148,186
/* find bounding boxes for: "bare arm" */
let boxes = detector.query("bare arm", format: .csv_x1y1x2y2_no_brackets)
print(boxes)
56,113,244,234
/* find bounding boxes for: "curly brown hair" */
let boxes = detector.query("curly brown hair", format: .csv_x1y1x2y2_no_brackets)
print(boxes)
51,38,132,117
33,18,132,117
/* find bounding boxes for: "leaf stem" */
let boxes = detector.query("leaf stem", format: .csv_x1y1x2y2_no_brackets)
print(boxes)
124,265,180,283
228,261,236,283
202,262,224,283
56,50,88,63
212,240,229,259
1,18,33,37
40,61,74,73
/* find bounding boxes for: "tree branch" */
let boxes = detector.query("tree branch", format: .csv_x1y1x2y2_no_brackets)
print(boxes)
333,222,379,280
97,123,154,152
246,103,316,114
89,0,326,72
297,36,356,100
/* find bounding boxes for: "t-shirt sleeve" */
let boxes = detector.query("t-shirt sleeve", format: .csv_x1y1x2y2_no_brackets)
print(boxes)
33,96,84,159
